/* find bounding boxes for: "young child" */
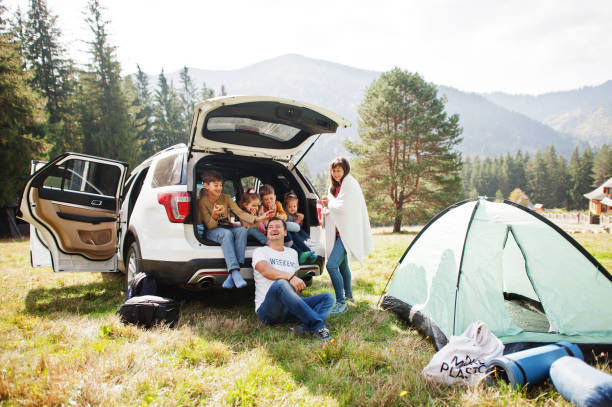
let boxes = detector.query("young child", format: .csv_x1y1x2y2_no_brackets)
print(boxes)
258,184,287,224
258,184,316,264
238,190,268,245
284,191,311,243
198,170,268,289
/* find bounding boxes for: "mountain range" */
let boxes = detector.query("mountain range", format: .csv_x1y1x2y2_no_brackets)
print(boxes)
149,54,611,175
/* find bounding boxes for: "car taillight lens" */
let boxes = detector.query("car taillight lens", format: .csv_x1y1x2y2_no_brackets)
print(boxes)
158,192,190,223
316,199,323,225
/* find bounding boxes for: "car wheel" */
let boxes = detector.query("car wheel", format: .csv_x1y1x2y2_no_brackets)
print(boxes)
125,241,142,298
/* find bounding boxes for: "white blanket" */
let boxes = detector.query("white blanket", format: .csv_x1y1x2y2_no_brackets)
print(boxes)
323,174,374,263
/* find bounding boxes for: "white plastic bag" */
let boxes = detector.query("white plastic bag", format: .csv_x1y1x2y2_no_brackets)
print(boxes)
422,321,504,385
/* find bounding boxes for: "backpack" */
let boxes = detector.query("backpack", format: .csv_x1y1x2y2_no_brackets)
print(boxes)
126,272,158,300
118,295,180,328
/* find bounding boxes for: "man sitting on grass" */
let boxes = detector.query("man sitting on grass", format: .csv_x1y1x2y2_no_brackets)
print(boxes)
252,217,335,341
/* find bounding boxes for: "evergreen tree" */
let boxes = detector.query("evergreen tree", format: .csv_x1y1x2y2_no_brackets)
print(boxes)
461,156,473,198
592,144,612,186
0,3,48,205
20,0,79,157
526,151,550,205
200,81,214,100
133,64,154,158
219,84,227,96
499,153,514,198
79,0,138,166
179,66,198,137
347,68,462,231
152,68,182,149
512,150,528,192
568,146,594,210
543,145,568,208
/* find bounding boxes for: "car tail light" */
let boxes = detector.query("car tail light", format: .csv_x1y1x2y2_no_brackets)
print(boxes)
316,199,323,225
158,192,190,223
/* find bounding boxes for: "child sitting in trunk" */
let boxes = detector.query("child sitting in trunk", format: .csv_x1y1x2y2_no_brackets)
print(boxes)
198,170,269,289
284,191,312,244
238,190,268,245
259,184,316,264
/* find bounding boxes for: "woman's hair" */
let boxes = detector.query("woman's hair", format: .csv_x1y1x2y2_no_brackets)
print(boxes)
259,184,275,199
283,191,298,206
329,157,350,194
239,191,260,208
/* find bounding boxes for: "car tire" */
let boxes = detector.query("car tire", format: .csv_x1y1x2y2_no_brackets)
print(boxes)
125,241,143,298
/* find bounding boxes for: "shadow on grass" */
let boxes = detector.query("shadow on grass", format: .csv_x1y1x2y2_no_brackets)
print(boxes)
161,284,255,310
24,278,124,317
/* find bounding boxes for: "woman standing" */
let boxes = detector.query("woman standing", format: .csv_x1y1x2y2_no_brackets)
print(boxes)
322,157,374,314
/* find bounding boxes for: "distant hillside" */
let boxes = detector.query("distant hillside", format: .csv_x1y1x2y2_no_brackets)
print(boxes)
440,86,576,157
141,54,601,174
484,81,612,147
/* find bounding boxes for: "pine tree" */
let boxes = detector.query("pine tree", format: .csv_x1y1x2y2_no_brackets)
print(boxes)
543,145,568,208
568,147,594,210
347,68,462,230
79,0,138,166
133,64,154,158
526,151,550,206
461,156,473,198
20,0,79,157
592,144,612,186
219,84,227,96
0,3,48,205
201,81,214,100
152,68,182,149
179,66,198,137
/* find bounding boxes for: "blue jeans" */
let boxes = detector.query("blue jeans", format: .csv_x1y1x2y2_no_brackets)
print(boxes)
203,226,247,272
326,236,352,303
256,280,335,332
289,231,311,253
247,227,268,245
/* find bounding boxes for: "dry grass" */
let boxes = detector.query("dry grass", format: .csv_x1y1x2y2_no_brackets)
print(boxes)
0,231,610,406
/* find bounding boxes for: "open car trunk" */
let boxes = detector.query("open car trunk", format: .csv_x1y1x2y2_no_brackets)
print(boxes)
192,154,319,246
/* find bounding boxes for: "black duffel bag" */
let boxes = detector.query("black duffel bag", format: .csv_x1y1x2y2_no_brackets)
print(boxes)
118,295,180,328
126,272,158,300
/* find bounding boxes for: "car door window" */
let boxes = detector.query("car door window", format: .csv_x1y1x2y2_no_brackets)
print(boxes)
39,158,121,197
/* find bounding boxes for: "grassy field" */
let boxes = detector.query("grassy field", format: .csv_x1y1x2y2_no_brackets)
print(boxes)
0,231,611,406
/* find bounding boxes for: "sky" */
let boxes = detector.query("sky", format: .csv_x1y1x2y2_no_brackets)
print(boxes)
5,0,612,95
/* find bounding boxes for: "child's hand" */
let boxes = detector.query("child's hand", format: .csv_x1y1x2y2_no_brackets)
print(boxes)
255,214,269,223
296,213,304,224
321,197,329,208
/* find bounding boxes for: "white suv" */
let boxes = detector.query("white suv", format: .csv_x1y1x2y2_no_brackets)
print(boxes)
18,96,350,291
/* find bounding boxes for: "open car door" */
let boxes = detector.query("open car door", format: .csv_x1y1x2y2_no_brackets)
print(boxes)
18,153,127,272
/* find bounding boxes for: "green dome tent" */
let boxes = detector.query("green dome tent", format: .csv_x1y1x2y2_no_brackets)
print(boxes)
381,199,612,356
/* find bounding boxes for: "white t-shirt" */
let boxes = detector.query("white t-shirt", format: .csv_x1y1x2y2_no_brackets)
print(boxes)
252,245,299,311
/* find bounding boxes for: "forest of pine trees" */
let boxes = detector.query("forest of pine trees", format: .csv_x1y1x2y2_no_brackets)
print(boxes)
462,145,612,210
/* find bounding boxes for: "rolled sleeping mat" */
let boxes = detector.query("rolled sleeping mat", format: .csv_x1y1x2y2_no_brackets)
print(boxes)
550,356,612,407
486,342,583,388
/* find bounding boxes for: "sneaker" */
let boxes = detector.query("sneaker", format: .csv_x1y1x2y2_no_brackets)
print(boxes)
330,302,348,315
346,296,355,303
313,327,333,342
298,251,315,264
307,252,318,265
288,325,307,338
